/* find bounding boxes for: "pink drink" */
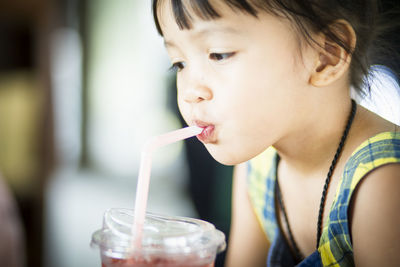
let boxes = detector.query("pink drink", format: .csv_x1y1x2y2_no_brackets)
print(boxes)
91,209,226,267
101,256,214,267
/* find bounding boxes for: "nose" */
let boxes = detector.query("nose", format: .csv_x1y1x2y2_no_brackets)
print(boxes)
182,79,213,103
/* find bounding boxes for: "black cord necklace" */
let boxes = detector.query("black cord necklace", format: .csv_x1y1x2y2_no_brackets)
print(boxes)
276,99,357,262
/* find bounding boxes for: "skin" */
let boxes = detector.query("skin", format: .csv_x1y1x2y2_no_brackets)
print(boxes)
157,0,400,266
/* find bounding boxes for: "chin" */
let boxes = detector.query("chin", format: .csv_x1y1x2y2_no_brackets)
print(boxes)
204,145,246,166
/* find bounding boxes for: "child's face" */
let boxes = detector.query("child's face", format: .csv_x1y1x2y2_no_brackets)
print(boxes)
159,1,315,165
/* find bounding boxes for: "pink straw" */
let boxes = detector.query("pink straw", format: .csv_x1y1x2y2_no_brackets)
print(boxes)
132,126,203,248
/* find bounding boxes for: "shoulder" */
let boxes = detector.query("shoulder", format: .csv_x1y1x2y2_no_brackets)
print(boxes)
319,132,400,265
342,131,400,188
350,163,400,266
228,163,270,267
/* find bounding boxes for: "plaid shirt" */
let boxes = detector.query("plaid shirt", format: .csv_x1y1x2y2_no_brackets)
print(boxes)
247,131,400,266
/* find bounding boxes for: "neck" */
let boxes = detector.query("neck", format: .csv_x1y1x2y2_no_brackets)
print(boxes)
274,95,353,176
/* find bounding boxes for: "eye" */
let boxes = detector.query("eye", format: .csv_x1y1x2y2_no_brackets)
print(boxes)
169,62,185,72
209,52,235,61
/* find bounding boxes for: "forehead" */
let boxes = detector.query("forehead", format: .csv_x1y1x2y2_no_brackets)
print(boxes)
158,2,263,49
156,0,257,34
155,0,303,40
157,1,304,61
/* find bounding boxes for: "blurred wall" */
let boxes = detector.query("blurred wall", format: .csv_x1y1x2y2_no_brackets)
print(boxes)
0,0,56,266
44,1,199,267
85,0,181,177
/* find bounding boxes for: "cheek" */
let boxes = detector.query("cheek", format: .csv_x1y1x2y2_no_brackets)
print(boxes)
176,94,186,114
176,78,184,106
176,85,191,122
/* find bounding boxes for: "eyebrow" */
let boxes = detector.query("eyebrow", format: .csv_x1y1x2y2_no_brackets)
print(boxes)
164,26,241,48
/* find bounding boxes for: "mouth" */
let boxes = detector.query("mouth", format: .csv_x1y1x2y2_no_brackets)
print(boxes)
194,120,216,143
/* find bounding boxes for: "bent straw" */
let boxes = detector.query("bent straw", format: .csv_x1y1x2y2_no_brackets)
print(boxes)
132,126,203,248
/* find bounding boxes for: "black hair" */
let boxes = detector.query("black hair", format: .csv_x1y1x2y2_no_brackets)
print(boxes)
152,0,399,95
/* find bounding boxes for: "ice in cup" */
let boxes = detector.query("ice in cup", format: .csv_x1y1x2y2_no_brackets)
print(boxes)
91,208,226,267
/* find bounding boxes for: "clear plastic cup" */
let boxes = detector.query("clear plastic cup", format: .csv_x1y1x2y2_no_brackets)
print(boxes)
91,208,226,267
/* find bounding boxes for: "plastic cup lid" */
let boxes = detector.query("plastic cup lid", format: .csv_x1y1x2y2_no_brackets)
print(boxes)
91,208,226,258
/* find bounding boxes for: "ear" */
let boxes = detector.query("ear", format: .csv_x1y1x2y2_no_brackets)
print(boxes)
309,20,356,87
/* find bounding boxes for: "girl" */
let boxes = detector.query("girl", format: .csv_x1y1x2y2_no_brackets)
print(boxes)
152,0,400,266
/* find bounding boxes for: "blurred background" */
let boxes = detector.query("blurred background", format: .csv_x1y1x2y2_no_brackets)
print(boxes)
0,1,398,267
0,0,232,266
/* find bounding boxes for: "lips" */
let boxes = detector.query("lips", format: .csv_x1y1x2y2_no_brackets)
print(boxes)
194,120,216,143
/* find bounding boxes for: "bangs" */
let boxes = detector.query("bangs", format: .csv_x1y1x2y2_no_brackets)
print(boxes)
153,0,260,35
